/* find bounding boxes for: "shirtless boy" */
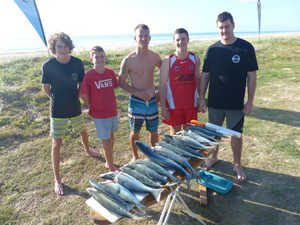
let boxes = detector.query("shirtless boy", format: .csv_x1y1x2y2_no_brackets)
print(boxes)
118,24,162,162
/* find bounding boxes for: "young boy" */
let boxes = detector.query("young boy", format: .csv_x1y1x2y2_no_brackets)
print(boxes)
80,46,119,172
42,32,99,196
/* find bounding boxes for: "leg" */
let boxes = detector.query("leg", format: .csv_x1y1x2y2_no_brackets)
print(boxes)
149,131,158,147
52,138,64,195
130,131,140,161
231,136,247,181
170,125,182,135
202,146,219,170
80,128,99,157
102,134,118,172
203,107,224,170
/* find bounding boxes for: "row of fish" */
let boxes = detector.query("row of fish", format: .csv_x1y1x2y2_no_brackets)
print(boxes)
86,124,223,219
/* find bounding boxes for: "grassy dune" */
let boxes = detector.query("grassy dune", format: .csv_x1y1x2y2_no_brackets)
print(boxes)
0,35,299,225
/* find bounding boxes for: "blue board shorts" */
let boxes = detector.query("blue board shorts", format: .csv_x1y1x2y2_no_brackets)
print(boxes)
93,115,118,140
208,107,245,133
128,95,159,133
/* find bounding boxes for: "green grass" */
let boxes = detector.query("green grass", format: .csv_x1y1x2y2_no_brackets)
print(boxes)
0,35,300,225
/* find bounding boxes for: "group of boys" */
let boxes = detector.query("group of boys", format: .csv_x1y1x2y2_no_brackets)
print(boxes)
42,12,258,196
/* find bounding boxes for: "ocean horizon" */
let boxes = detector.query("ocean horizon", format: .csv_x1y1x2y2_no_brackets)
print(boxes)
1,30,300,56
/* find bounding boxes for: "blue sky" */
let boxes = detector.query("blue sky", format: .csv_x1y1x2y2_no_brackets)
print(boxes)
1,0,299,46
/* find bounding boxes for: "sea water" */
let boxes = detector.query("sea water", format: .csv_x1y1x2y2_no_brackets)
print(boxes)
1,31,299,55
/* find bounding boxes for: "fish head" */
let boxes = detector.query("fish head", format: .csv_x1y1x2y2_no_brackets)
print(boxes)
134,141,154,157
100,172,116,180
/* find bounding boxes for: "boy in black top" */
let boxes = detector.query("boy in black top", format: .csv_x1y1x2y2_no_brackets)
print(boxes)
42,32,99,195
199,12,258,181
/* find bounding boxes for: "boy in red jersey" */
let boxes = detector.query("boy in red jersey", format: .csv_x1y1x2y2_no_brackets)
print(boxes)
80,46,119,172
160,28,201,135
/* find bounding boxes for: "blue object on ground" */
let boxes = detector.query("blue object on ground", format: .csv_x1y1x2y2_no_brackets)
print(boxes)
197,170,233,194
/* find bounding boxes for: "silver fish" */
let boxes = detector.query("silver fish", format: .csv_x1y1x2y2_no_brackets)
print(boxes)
86,187,144,220
121,166,164,188
157,141,205,160
134,159,182,184
89,179,132,211
126,163,168,184
100,172,164,202
100,182,148,215
154,146,200,180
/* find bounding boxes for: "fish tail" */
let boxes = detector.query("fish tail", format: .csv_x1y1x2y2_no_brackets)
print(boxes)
151,188,164,202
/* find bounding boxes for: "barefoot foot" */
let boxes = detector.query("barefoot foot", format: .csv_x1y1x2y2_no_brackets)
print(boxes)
86,148,100,157
202,158,218,170
54,181,64,196
233,164,247,181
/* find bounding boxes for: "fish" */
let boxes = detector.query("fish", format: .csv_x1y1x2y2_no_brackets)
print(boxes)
188,126,223,141
100,172,164,202
174,134,215,150
134,159,183,184
154,146,200,180
177,130,218,146
126,163,168,184
86,187,144,220
121,166,164,188
157,141,205,160
135,141,193,188
89,179,132,211
163,135,205,157
100,182,148,214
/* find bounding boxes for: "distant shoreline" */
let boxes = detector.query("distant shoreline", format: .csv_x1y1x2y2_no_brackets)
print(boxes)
1,32,300,61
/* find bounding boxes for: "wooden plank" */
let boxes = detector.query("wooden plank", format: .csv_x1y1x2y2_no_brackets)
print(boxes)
199,184,208,205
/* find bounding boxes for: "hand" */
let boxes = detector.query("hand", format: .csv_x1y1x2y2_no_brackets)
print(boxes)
162,108,170,120
243,101,253,116
135,89,154,101
198,99,207,113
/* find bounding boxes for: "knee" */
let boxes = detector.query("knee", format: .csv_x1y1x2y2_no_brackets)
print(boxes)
130,131,139,139
52,139,62,150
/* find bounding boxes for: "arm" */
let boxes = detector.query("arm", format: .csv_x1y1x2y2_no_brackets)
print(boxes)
159,58,170,120
244,71,257,115
199,72,210,113
195,55,201,110
42,83,51,98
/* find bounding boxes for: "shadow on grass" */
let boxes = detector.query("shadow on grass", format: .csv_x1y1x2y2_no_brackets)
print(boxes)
63,184,90,199
146,160,300,225
252,106,300,127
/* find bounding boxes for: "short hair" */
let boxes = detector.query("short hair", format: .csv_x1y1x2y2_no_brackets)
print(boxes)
216,11,234,25
134,24,150,32
173,28,189,39
89,46,107,62
48,32,74,55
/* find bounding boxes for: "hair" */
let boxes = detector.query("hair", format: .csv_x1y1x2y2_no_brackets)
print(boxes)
89,46,107,62
173,28,189,39
134,24,150,32
216,11,234,25
48,32,74,55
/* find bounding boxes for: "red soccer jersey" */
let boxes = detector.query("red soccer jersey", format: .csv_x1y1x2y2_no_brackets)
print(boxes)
80,68,118,118
166,52,198,109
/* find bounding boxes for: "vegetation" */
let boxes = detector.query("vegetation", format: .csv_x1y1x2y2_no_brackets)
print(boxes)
0,35,299,225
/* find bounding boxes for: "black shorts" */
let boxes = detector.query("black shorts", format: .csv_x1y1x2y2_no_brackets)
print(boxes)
208,108,245,133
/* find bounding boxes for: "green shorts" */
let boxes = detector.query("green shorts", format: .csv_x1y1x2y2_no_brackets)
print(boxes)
50,114,85,138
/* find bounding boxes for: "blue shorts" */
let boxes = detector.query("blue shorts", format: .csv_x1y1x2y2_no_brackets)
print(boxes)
93,116,118,140
128,95,159,133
